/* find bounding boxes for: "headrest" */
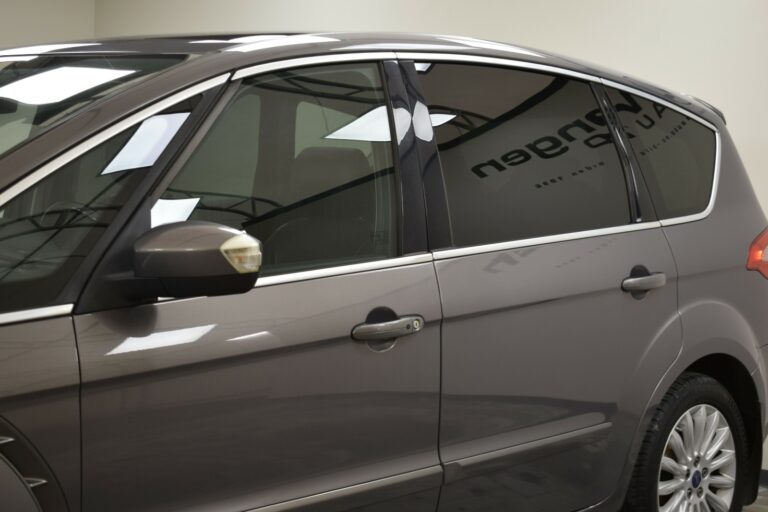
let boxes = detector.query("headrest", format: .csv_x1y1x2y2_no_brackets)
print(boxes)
289,146,371,201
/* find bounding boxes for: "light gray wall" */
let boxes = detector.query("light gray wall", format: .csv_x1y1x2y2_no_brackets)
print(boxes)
93,0,768,211
0,0,95,48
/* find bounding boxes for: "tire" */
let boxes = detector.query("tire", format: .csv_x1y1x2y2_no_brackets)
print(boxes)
624,372,749,512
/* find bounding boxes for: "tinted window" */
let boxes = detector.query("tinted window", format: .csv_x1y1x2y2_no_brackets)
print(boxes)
158,62,397,276
416,63,630,247
607,88,716,219
0,101,194,313
0,55,185,157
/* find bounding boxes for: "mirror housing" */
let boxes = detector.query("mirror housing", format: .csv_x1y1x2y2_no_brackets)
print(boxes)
132,220,261,299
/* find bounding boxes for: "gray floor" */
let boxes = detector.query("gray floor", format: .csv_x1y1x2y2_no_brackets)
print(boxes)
746,484,768,511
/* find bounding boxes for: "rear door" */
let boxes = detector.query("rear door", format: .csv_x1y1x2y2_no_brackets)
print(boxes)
75,58,443,511
407,58,683,511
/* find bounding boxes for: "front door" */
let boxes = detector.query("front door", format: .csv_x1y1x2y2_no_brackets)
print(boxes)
76,60,442,511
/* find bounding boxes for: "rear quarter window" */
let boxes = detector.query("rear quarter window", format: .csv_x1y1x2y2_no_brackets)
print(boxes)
607,88,717,219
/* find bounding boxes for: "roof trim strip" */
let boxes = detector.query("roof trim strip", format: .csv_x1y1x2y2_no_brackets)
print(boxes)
232,52,398,80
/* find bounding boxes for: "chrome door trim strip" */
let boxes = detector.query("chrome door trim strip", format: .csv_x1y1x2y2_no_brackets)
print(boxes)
154,254,434,305
254,253,434,288
0,73,231,209
443,422,612,485
395,51,601,82
245,465,442,512
0,304,73,326
433,221,662,260
232,52,398,80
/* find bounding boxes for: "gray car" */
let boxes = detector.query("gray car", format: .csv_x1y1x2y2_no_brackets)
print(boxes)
0,33,766,512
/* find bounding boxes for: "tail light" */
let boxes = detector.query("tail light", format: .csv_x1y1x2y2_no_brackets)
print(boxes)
747,227,768,278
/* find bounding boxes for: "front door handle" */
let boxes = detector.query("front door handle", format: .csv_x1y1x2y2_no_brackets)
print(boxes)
351,315,424,341
622,266,667,300
622,273,667,292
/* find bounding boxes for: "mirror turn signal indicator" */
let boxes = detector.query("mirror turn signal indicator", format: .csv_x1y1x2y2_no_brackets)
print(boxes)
221,233,262,274
747,226,768,279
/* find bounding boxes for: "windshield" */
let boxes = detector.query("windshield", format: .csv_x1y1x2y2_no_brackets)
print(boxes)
0,54,186,157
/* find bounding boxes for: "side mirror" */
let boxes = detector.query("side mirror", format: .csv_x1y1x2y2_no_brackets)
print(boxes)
132,220,261,299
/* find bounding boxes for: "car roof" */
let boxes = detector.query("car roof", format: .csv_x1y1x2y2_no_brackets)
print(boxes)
0,32,581,62
0,31,722,118
0,32,590,78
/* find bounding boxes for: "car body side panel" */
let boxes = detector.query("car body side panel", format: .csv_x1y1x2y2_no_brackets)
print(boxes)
434,227,680,511
0,316,80,511
76,262,441,512
663,127,768,356
661,125,768,431
591,121,768,511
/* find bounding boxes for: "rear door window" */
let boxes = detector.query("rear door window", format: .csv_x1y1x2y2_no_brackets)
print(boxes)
606,88,717,219
415,62,631,247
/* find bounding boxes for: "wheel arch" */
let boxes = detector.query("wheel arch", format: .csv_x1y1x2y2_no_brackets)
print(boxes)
601,341,766,511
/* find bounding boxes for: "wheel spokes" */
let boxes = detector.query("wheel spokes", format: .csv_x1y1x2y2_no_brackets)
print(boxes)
698,409,720,455
660,489,686,512
704,427,730,461
708,474,735,489
705,491,730,512
692,405,708,454
658,477,686,496
668,429,690,464
680,411,696,459
708,450,735,472
661,455,687,477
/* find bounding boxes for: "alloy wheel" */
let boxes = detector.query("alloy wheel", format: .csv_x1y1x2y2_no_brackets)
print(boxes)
657,404,737,512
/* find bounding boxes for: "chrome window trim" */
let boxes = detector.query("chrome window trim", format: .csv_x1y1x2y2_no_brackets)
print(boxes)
395,51,601,82
232,52,398,81
254,253,434,288
153,254,434,305
600,79,722,227
246,466,442,512
0,73,231,209
433,221,662,261
0,304,73,327
600,79,717,131
659,129,721,227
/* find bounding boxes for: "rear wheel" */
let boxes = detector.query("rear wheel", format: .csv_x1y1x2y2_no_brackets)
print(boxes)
624,372,748,512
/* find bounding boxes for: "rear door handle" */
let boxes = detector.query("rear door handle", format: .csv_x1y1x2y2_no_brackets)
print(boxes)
622,272,667,293
351,315,425,341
